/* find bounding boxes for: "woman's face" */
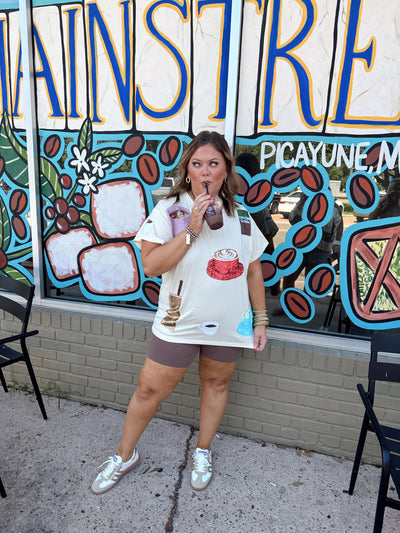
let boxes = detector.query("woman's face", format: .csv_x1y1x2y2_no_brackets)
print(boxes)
187,144,227,197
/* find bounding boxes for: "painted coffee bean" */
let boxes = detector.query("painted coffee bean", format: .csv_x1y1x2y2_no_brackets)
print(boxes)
73,194,86,208
349,174,376,209
245,180,271,207
306,193,328,224
45,206,55,220
142,280,160,306
284,290,312,320
123,134,145,157
0,249,7,269
276,248,296,269
301,166,324,192
55,215,69,234
10,189,28,215
66,206,79,224
44,134,61,158
137,153,160,185
54,197,69,215
236,173,249,196
60,173,72,189
365,142,391,171
292,224,317,248
12,215,27,240
308,266,335,296
260,260,276,281
271,167,301,188
0,156,4,177
159,136,180,167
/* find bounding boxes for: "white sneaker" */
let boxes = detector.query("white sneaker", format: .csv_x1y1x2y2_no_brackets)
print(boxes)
191,447,212,491
91,449,140,495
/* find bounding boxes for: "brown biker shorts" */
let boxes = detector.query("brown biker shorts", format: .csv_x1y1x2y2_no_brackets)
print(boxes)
147,333,242,368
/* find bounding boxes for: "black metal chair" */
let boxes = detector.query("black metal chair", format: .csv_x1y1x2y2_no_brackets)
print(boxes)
0,276,47,420
355,383,400,532
347,331,400,531
0,475,6,498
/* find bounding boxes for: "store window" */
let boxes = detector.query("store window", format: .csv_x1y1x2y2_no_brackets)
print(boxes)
1,0,399,339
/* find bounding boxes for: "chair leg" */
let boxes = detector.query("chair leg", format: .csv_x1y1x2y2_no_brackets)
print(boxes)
0,368,8,393
0,475,6,498
348,412,370,494
373,472,390,533
23,350,48,420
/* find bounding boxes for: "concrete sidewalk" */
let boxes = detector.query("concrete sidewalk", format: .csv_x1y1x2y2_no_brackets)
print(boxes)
0,392,398,533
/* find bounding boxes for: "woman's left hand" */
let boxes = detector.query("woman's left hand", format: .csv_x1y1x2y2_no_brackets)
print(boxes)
253,325,267,351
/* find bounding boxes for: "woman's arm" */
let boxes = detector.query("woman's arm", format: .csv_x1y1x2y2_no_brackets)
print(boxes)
247,259,268,351
141,232,191,278
141,192,211,278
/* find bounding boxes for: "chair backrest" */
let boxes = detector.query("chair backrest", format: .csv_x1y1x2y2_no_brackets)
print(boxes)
368,331,400,397
0,276,35,334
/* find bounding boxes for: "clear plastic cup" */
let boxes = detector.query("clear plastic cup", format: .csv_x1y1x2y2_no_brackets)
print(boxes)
204,196,223,230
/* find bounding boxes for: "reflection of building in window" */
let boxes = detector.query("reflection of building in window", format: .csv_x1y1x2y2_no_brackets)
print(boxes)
272,193,343,316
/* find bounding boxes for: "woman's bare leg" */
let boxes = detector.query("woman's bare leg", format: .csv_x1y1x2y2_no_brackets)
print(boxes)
117,357,187,461
196,356,236,450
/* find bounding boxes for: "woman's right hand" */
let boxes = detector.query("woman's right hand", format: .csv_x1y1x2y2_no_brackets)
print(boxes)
189,191,212,233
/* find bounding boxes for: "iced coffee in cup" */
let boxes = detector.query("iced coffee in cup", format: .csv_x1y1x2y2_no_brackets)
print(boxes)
237,209,251,235
204,195,223,230
167,205,191,237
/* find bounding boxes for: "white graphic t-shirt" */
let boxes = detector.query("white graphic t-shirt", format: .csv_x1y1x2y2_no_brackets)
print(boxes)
134,192,268,347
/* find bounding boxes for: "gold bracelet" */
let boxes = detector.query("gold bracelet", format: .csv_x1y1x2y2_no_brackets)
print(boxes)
253,309,269,328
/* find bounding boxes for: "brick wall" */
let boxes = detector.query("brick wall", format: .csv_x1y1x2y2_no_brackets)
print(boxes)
3,305,400,464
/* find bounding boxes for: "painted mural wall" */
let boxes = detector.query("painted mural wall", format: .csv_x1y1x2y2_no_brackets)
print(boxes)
0,0,399,333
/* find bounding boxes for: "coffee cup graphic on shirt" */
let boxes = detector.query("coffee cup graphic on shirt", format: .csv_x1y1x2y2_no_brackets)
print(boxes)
167,205,191,237
206,248,244,281
198,321,219,335
161,293,182,330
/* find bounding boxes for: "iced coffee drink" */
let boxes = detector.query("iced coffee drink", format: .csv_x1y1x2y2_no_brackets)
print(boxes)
204,196,223,230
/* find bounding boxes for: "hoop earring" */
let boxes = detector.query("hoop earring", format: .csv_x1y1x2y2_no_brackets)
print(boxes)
186,176,191,184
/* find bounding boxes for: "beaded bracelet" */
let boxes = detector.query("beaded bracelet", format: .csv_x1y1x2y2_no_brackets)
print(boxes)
185,225,199,245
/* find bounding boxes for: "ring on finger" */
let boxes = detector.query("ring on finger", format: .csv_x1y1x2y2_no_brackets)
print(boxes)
195,206,199,211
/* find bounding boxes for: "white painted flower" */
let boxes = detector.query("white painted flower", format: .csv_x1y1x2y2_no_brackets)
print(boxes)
70,145,90,173
78,172,98,195
90,155,110,178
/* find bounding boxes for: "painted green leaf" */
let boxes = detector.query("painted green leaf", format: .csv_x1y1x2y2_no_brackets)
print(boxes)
0,195,11,250
2,265,32,286
78,118,93,154
79,211,92,225
40,157,63,201
0,113,29,187
88,148,122,167
7,244,32,261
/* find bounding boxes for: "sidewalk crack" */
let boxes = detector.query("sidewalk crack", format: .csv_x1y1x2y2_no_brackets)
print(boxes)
165,425,195,532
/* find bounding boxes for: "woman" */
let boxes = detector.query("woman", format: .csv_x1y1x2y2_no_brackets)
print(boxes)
91,131,269,495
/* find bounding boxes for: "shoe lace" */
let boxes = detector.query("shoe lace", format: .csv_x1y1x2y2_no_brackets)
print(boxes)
99,456,119,479
193,451,209,473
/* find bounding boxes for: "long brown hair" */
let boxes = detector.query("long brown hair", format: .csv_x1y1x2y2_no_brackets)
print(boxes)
165,131,239,216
